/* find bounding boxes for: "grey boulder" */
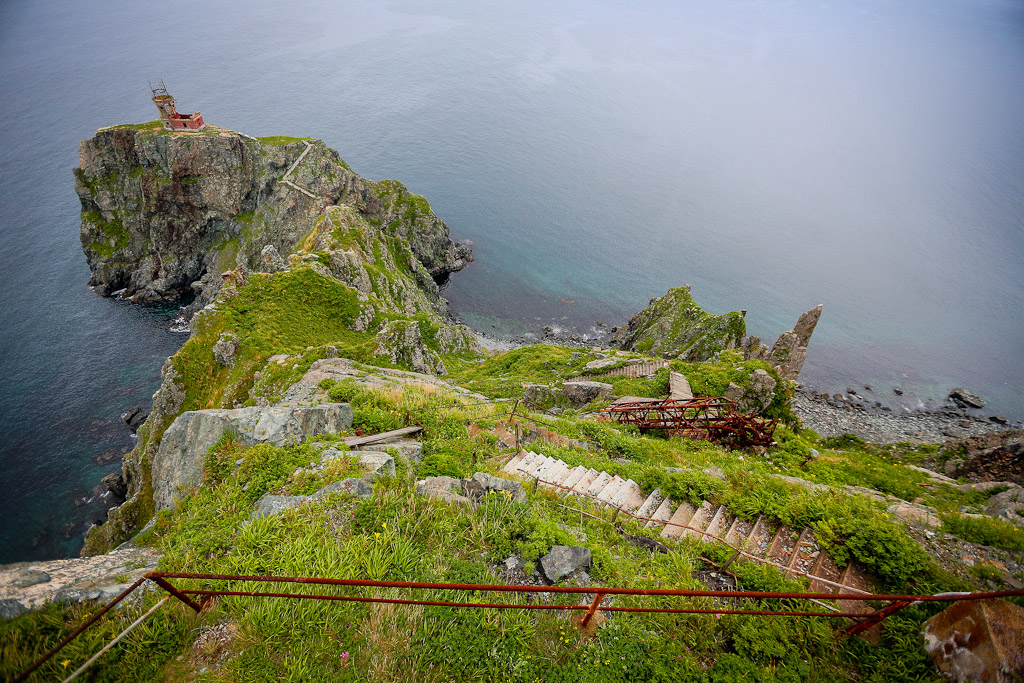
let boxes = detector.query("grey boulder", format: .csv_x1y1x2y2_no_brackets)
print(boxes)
540,545,592,584
153,403,353,510
462,472,525,503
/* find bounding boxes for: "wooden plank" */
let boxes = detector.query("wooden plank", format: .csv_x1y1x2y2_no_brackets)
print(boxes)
343,425,422,447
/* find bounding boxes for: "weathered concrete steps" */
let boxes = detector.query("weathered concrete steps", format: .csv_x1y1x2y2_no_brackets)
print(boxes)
503,450,871,598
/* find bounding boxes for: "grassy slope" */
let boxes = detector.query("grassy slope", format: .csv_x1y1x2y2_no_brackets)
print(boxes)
9,368,1024,681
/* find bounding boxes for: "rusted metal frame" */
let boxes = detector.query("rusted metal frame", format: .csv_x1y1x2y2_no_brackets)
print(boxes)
581,593,606,627
842,600,914,636
11,576,149,683
176,588,867,620
179,588,582,611
149,575,203,613
146,572,1024,604
522,471,867,595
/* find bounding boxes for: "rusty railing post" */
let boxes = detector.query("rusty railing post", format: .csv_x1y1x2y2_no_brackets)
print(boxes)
149,575,203,613
581,593,606,628
842,600,913,637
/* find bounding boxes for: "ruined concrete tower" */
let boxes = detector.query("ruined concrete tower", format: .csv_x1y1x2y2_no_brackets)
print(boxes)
149,79,206,132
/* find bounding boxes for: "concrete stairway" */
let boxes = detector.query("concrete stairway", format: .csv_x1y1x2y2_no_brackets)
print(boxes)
503,450,871,597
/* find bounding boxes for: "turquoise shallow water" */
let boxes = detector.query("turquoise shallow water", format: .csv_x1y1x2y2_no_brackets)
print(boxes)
0,0,1021,562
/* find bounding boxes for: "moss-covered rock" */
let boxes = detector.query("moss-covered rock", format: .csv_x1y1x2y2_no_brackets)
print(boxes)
611,285,747,362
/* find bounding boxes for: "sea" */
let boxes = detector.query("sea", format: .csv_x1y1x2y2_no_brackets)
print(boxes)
1,0,1021,563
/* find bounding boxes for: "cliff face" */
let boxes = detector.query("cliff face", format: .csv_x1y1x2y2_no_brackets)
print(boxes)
76,122,471,312
611,285,747,362
78,123,481,555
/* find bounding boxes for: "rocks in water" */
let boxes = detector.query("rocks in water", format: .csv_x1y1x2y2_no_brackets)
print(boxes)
100,472,127,502
938,430,1024,486
610,285,747,362
991,415,1009,425
539,545,592,584
121,406,148,433
151,403,353,510
893,386,904,395
766,304,823,381
949,388,986,409
212,332,239,366
923,598,1024,682
77,128,471,311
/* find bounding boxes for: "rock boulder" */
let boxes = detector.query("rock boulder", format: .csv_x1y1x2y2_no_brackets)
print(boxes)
152,403,352,510
539,545,592,584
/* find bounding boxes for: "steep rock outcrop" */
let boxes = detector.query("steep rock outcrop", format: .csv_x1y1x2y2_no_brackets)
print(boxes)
151,403,353,510
76,123,470,311
938,430,1024,485
611,286,746,362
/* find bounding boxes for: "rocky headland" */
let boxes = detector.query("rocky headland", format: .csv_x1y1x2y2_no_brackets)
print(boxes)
74,121,483,555
3,119,1023,682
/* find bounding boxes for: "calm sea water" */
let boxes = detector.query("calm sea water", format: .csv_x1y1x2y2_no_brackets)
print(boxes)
1,0,1021,563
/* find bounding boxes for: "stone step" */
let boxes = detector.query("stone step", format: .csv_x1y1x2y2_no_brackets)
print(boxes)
683,501,716,539
661,501,695,539
597,476,625,505
542,461,572,488
518,452,544,476
704,505,732,540
747,516,775,557
612,479,647,512
531,456,557,481
645,496,676,530
635,489,663,520
766,526,796,566
511,452,538,478
786,528,819,579
725,516,755,548
502,451,530,475
561,466,589,491
573,468,601,494
808,547,843,593
585,471,613,498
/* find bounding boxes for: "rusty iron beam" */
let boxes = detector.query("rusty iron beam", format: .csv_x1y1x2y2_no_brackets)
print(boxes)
145,572,1024,604
601,397,776,448
11,577,149,683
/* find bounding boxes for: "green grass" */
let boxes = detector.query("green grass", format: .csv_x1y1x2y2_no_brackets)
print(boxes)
940,513,1024,552
257,135,309,146
3,380,958,681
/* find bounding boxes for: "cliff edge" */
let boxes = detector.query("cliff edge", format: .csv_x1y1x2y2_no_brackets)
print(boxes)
76,122,471,314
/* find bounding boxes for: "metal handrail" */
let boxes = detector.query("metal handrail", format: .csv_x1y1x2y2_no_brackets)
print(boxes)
13,570,1024,681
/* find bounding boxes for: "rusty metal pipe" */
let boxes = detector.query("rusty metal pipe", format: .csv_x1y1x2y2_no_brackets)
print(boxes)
11,576,149,683
144,572,1024,603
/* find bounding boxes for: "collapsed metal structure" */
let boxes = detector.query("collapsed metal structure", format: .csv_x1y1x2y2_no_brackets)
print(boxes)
602,397,777,448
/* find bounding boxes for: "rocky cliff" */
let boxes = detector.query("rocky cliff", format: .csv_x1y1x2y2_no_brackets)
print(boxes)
76,122,471,314
78,122,482,555
612,285,822,381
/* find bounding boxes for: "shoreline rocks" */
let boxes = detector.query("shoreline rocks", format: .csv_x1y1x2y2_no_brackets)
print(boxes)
793,390,1015,444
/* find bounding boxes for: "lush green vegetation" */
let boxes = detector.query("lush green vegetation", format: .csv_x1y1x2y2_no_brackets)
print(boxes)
256,135,310,146
940,513,1024,552
3,380,962,681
